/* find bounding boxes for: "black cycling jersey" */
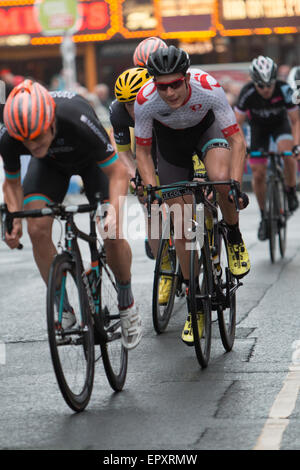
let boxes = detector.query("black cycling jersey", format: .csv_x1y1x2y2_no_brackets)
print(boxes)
0,92,117,203
109,99,134,151
109,98,158,167
236,80,296,127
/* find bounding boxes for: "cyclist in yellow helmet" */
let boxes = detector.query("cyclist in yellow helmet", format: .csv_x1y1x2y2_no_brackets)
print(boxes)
110,67,173,305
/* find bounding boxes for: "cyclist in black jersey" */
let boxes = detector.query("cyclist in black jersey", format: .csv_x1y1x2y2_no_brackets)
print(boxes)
235,56,300,240
1,79,142,350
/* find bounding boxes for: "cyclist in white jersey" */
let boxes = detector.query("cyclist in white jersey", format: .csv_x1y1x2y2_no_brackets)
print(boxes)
134,45,250,346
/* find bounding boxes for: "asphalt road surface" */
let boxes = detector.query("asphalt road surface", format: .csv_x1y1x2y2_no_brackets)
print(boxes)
1,192,300,451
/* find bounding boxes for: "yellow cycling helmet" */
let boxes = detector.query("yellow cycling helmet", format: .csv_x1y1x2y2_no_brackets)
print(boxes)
114,67,151,103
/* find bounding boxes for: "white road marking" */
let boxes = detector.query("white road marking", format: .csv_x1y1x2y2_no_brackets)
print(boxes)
254,341,300,450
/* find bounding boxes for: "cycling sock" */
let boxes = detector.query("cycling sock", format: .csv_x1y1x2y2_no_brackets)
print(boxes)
116,279,134,311
226,222,242,244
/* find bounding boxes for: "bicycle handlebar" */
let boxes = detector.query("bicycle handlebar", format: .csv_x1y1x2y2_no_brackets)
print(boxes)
0,193,102,249
145,179,241,217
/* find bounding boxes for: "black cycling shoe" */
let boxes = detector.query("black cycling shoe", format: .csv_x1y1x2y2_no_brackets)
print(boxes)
286,189,299,212
258,219,268,241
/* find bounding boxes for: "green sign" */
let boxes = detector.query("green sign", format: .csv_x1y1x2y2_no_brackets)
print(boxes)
36,0,79,36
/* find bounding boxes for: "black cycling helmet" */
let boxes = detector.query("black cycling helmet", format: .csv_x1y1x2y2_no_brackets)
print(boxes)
147,45,190,77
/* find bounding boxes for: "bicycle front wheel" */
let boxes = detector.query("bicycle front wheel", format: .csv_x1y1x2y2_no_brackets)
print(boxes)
47,253,95,412
277,178,288,258
98,258,128,391
152,222,180,334
266,181,277,263
189,233,212,368
216,226,237,352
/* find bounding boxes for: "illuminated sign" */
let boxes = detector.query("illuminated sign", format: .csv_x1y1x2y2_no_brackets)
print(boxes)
160,0,215,39
0,0,112,42
220,0,300,30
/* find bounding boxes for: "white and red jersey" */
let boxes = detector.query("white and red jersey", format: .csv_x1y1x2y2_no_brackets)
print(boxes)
134,68,239,146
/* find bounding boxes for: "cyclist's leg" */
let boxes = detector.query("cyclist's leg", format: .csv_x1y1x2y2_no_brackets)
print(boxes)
199,122,250,278
274,126,298,211
82,162,141,349
23,158,70,284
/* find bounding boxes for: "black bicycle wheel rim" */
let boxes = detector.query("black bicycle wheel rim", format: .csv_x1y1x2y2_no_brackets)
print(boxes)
267,182,276,263
189,234,212,368
47,253,95,412
98,261,128,391
216,227,236,352
152,231,178,334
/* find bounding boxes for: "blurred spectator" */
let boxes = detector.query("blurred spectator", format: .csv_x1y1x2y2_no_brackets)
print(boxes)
277,64,291,82
76,85,111,131
49,72,66,91
93,83,111,108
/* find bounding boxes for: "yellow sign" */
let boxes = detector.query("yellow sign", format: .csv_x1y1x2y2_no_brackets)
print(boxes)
222,0,300,20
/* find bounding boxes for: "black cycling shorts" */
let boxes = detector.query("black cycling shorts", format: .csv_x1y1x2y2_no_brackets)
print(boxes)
249,120,293,161
23,157,109,206
156,119,229,199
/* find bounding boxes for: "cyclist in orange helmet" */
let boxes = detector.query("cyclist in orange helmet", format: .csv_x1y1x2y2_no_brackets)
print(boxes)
1,79,142,350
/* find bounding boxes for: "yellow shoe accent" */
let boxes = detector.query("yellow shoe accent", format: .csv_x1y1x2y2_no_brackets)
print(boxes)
227,239,250,279
158,254,172,305
158,276,172,305
181,313,204,346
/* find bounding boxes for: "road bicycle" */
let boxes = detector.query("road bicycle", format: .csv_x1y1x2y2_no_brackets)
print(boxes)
0,194,127,412
145,179,242,368
152,208,185,334
250,150,291,263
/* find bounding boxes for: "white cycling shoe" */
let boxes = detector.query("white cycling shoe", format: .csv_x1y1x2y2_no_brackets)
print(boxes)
119,304,142,350
61,310,76,330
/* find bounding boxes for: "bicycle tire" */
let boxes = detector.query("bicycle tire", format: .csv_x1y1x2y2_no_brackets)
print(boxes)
97,258,128,391
47,253,95,412
266,181,277,263
277,178,288,258
216,226,236,352
152,220,180,334
189,232,212,368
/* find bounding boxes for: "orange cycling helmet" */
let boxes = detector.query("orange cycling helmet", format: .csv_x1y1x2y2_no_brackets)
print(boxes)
133,37,167,67
4,79,56,141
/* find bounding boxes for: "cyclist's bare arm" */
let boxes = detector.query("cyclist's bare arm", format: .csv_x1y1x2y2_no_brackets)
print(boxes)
288,108,300,148
118,148,136,180
2,177,23,248
234,109,247,128
135,143,157,187
227,127,247,186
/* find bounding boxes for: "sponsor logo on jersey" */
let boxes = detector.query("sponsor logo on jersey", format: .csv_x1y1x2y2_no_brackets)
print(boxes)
194,73,221,91
80,114,108,144
136,81,156,105
190,104,202,111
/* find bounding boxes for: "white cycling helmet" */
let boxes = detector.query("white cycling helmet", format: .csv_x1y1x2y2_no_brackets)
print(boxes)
287,66,300,90
250,56,277,84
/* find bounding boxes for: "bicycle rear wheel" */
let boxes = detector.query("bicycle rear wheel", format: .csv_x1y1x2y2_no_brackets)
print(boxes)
152,221,180,334
47,253,95,412
189,233,212,368
97,256,128,391
266,181,277,263
277,178,288,258
216,225,237,352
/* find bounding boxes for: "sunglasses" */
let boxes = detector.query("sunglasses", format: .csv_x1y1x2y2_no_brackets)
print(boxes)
154,77,185,91
255,80,275,89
